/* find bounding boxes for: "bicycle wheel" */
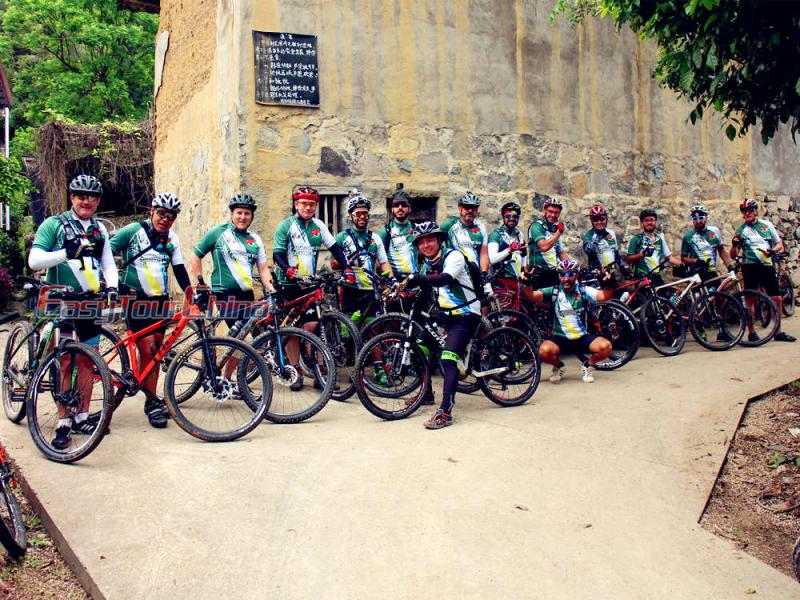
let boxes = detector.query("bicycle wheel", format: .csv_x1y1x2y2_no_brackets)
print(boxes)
251,328,335,424
26,342,113,463
486,309,542,349
477,326,541,407
163,337,272,442
359,312,416,342
735,290,779,347
453,317,495,395
317,311,360,402
779,271,795,317
688,291,745,351
0,463,26,559
354,332,431,420
166,320,208,405
640,295,687,356
2,320,34,423
574,302,640,370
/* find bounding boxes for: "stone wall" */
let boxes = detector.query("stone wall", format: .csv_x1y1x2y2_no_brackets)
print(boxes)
154,0,799,283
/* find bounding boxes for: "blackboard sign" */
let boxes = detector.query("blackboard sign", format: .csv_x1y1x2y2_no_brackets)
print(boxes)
253,31,320,107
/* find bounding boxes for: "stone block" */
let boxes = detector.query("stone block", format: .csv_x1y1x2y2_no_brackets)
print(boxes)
559,145,587,170
417,152,448,175
319,147,351,176
569,172,589,198
256,125,280,149
398,160,413,173
288,130,311,155
776,195,791,211
792,197,800,212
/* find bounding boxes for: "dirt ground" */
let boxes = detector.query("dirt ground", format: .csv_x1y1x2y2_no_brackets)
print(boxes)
702,381,800,581
0,481,88,599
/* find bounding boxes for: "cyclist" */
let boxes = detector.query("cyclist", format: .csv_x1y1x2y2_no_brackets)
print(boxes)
28,174,119,449
272,186,356,388
333,190,392,319
110,193,192,428
528,196,569,289
582,204,627,287
189,193,276,329
440,191,490,277
626,208,681,286
527,258,613,384
377,183,418,280
404,222,482,430
680,204,732,280
731,198,795,342
488,201,529,306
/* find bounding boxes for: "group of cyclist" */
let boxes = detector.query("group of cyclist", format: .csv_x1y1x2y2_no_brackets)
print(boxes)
27,174,795,441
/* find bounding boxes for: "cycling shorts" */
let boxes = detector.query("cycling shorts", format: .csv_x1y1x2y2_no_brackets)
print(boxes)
212,289,255,329
125,292,172,336
741,263,779,296
545,334,598,355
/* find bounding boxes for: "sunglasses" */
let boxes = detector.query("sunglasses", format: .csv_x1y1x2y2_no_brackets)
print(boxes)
691,215,706,221
591,216,607,222
155,209,177,222
741,208,756,214
503,212,520,219
393,202,410,208
559,272,577,279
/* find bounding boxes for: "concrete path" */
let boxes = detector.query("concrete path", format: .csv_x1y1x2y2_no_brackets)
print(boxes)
2,320,800,599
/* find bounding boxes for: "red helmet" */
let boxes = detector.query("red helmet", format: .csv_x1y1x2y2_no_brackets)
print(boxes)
588,204,607,219
543,196,563,210
293,186,320,203
739,198,758,212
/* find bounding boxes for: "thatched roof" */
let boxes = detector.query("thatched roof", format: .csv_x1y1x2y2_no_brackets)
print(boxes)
119,0,160,13
37,120,154,216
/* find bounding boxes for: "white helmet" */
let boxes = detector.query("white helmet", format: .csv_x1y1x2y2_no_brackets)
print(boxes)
152,192,181,213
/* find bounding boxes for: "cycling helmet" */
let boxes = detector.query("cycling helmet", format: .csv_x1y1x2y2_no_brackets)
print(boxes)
501,201,521,215
346,190,371,213
543,196,563,210
152,192,181,213
458,192,481,207
689,204,708,217
639,208,657,221
557,258,579,273
229,193,257,211
589,204,608,218
69,174,103,197
411,221,447,246
293,186,320,203
391,182,410,204
739,198,758,211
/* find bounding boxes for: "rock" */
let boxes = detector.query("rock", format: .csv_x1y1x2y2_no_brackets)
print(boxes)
398,159,413,173
319,147,351,176
776,195,791,211
417,152,448,175
256,125,280,149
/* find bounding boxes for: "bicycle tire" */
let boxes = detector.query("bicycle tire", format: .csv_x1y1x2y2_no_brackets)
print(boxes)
454,317,495,395
250,328,335,424
2,320,34,423
688,290,745,351
360,312,420,342
486,309,542,350
26,342,113,463
640,295,687,356
574,302,640,370
735,290,779,347
477,326,541,407
164,337,272,441
167,320,207,405
0,471,26,559
317,311,360,402
354,332,431,420
779,271,795,317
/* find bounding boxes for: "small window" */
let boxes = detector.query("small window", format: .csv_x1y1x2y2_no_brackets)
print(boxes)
385,195,438,225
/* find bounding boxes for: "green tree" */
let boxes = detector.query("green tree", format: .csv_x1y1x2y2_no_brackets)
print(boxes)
0,154,35,274
0,0,158,128
552,0,800,144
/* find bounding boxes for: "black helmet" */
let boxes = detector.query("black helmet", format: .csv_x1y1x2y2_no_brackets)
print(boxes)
346,190,371,213
411,221,447,246
229,193,257,211
739,198,758,212
501,202,521,215
391,182,410,204
639,208,657,221
69,174,103,197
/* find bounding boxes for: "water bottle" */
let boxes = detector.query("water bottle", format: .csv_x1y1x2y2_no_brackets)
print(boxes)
228,320,244,339
37,321,54,356
620,291,630,304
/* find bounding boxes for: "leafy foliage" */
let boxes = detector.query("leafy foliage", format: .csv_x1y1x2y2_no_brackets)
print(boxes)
551,0,800,144
0,154,35,274
0,0,158,129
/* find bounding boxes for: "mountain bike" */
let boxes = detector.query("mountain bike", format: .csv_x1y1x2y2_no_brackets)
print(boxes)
353,283,541,420
0,437,26,560
770,251,795,317
97,288,273,444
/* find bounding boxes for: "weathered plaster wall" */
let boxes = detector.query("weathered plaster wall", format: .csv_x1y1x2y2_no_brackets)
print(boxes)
155,0,799,276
